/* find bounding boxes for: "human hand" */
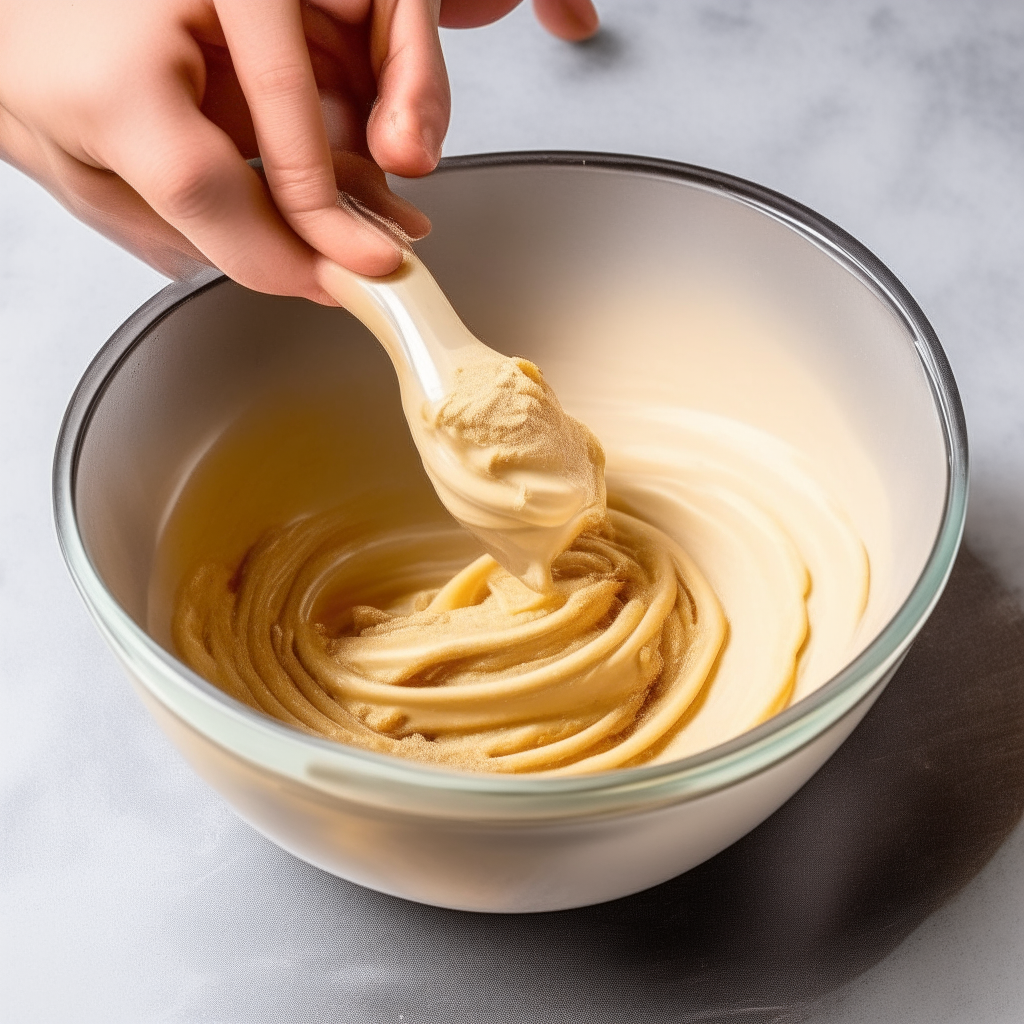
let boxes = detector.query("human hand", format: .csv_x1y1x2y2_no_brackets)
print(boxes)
0,0,597,303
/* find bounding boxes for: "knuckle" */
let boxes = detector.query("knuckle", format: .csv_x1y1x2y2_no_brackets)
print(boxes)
155,152,226,223
251,61,310,103
269,163,330,215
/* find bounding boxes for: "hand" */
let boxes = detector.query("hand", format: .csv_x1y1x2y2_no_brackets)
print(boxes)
0,0,598,302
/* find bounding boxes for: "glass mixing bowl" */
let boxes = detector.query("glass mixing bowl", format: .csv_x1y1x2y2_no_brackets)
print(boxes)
54,153,967,912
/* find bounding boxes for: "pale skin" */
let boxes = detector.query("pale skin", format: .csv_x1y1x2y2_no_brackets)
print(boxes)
0,0,598,304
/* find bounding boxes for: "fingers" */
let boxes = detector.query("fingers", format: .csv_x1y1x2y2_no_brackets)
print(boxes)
331,150,431,239
213,0,404,276
55,162,214,282
1,102,210,281
366,0,451,177
532,0,600,41
102,84,337,301
197,40,259,161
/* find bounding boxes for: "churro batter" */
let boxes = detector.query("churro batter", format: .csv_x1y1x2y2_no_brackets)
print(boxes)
171,349,869,774
416,349,606,593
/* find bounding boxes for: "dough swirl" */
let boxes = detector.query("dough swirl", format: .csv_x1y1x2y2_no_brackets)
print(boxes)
173,508,727,774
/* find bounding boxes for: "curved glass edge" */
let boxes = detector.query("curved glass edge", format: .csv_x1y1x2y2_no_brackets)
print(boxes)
52,153,968,817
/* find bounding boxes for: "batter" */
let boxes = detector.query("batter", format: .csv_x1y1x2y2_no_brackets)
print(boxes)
171,341,869,773
415,348,607,593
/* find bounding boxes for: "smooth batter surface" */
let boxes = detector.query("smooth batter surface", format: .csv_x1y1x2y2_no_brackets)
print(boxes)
171,356,869,773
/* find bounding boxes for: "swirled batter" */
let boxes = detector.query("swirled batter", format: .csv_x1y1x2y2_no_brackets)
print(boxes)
174,507,724,773
170,365,869,773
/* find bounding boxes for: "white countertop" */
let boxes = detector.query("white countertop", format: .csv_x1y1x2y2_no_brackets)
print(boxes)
3,1,1023,1020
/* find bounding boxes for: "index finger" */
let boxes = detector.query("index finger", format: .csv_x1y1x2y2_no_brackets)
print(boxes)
214,0,404,276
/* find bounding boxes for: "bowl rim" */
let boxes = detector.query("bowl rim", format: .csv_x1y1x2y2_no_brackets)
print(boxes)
53,150,969,815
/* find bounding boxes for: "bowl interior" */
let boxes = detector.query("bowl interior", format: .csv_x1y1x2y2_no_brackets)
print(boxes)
73,160,950,709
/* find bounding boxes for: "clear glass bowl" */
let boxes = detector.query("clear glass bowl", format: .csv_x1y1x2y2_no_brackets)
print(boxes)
54,153,967,911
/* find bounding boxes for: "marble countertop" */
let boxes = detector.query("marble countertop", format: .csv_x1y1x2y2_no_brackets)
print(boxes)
3,1,1023,1020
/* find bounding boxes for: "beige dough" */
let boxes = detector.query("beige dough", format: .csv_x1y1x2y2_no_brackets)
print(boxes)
171,351,869,774
418,349,606,592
